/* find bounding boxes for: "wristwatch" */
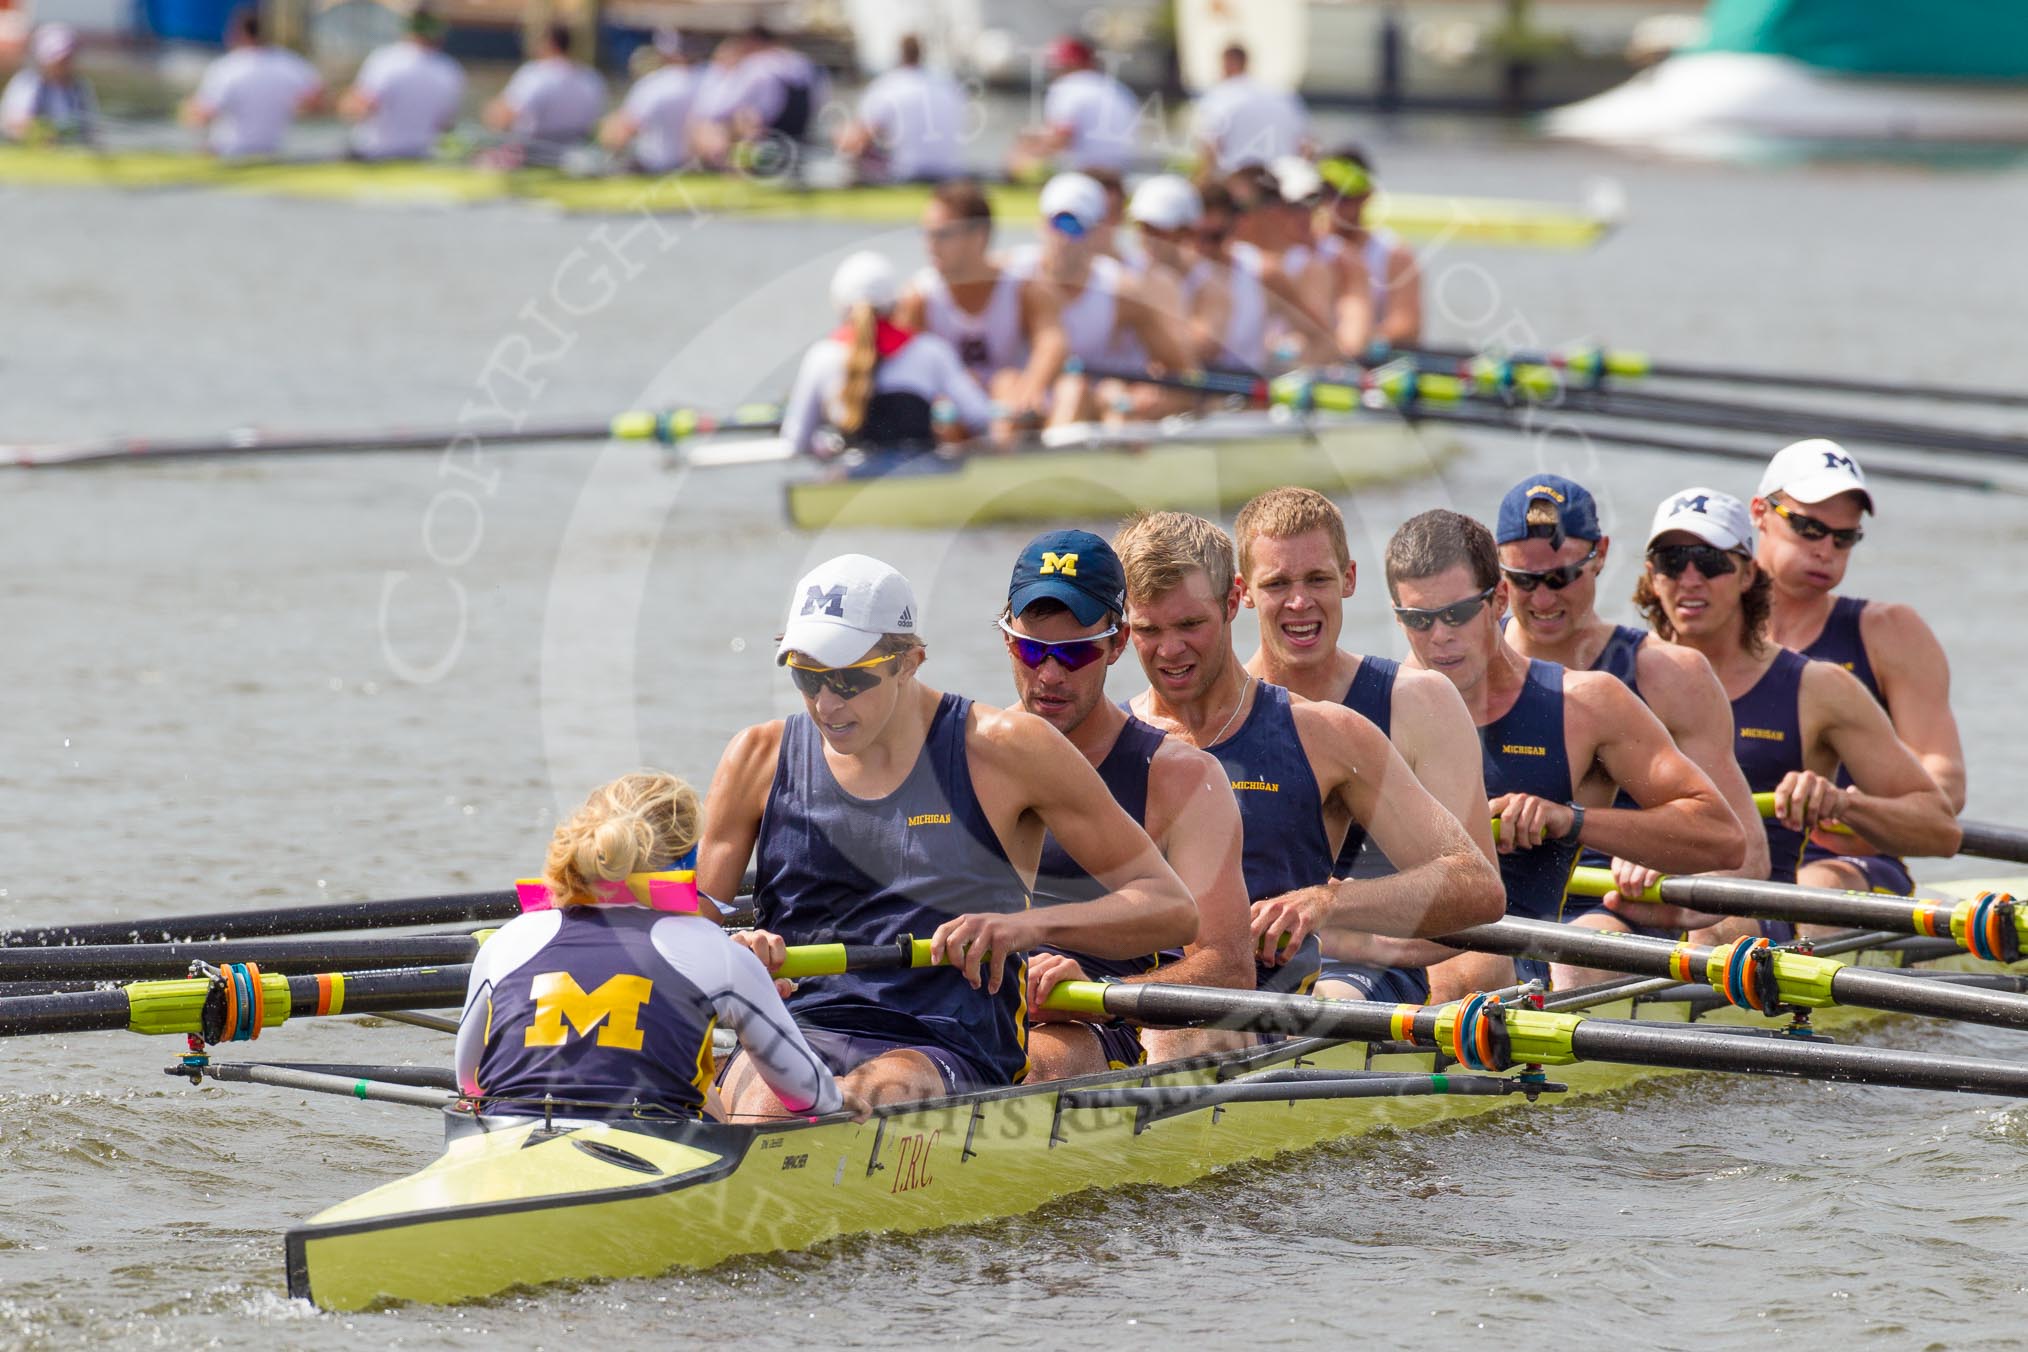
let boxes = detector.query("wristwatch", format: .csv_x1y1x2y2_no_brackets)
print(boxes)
1555,803,1586,845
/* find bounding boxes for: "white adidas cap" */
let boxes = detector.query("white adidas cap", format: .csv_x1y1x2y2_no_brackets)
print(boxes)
1128,174,1201,231
1039,172,1107,235
828,251,899,313
1270,155,1323,204
1647,487,1754,552
777,554,919,669
1756,438,1874,513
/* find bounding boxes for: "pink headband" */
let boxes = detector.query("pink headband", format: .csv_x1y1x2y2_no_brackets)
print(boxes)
515,870,701,914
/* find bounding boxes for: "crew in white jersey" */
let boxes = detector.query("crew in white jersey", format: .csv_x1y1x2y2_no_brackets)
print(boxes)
1317,145,1422,351
1190,182,1270,373
339,8,464,161
894,179,1055,421
599,30,698,173
1224,161,1334,366
482,22,606,163
1190,43,1308,173
1018,173,1195,426
181,7,324,158
1,24,98,144
1009,36,1139,177
1109,175,1208,417
835,33,968,182
781,252,997,458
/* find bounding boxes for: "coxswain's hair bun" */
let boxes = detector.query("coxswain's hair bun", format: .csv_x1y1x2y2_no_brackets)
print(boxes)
544,771,703,908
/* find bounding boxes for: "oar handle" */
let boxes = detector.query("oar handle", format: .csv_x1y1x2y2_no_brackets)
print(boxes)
1751,791,1854,836
775,936,933,980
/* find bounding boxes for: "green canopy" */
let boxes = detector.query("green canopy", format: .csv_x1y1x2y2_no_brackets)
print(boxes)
1701,0,2028,82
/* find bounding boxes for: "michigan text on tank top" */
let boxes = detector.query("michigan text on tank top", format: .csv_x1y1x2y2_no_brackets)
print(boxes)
754,693,1029,1082
1331,656,1398,877
475,908,718,1119
1034,714,1179,981
1210,682,1334,900
1732,648,1811,884
1481,659,1580,920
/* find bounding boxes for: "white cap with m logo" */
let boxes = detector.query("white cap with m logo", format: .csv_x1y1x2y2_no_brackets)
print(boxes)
1756,438,1875,514
776,553,920,668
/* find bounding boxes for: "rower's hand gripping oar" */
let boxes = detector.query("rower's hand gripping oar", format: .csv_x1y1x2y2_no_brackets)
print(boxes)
1747,790,2028,868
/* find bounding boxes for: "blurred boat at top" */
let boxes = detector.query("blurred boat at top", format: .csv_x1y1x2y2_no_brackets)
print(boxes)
1548,0,2028,154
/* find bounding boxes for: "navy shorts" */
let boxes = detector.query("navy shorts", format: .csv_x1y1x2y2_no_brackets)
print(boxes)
1315,962,1430,1004
1258,933,1322,996
1804,850,1916,897
798,1029,998,1095
1078,1019,1147,1070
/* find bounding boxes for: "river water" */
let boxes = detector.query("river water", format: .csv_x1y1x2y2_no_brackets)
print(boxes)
4,114,2028,1349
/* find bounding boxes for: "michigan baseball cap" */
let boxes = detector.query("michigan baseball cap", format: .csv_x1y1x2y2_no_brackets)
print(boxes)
1494,474,1602,546
1007,530,1125,626
1040,172,1106,237
1647,488,1754,552
777,554,919,669
1756,438,1874,514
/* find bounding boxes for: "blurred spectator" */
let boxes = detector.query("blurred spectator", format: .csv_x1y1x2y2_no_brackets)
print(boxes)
1,24,97,143
181,7,325,158
1190,44,1307,172
600,28,699,173
482,22,606,165
835,33,968,183
339,7,464,161
1008,36,1138,177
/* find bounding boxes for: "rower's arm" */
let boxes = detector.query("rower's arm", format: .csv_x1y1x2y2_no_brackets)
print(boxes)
697,721,783,916
1308,703,1505,936
1811,662,1963,857
1015,281,1070,404
977,711,1199,959
1257,259,1336,365
1122,274,1195,375
1131,742,1252,989
890,285,927,332
1376,246,1422,347
1862,600,1967,812
1641,644,1771,880
1580,673,1744,874
1331,249,1376,357
1391,667,1498,862
1190,273,1232,367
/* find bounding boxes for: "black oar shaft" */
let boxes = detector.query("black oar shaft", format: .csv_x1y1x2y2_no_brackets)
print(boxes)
0,891,520,948
1564,1019,2028,1097
1957,820,2028,865
0,934,481,983
0,964,472,1039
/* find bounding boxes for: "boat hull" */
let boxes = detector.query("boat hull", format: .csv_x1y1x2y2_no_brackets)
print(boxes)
286,878,2028,1311
780,415,1462,531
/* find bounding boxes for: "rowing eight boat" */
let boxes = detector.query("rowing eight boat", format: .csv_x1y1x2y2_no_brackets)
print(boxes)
281,876,2025,1311
768,411,1464,530
0,146,1614,246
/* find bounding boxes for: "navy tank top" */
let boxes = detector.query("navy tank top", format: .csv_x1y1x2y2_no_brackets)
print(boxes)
1731,648,1811,884
1801,596,1879,700
1034,714,1180,980
754,693,1029,1083
475,907,717,1119
1209,680,1329,990
1579,624,1648,871
1331,656,1398,876
1481,660,1580,921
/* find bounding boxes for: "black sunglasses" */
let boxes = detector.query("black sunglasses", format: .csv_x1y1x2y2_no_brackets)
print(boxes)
783,652,898,700
1769,497,1864,549
1647,544,1746,579
999,617,1116,671
1393,585,1498,631
1502,544,1599,593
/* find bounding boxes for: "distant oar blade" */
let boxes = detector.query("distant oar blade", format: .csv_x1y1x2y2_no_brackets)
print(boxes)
0,890,521,948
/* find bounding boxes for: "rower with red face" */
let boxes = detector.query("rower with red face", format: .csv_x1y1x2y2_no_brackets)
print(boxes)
1633,489,1960,937
1114,512,1502,996
1384,510,1745,992
1494,475,1771,950
1752,441,1966,896
1231,487,1493,1003
699,554,1198,1113
998,531,1253,1078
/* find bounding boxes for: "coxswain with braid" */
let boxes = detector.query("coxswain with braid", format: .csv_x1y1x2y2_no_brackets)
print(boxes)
457,772,860,1124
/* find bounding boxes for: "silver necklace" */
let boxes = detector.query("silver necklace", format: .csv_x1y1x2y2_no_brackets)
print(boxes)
1204,675,1254,747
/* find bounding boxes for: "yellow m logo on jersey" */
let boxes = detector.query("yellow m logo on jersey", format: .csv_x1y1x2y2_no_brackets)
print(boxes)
1039,551,1078,577
523,972,653,1051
